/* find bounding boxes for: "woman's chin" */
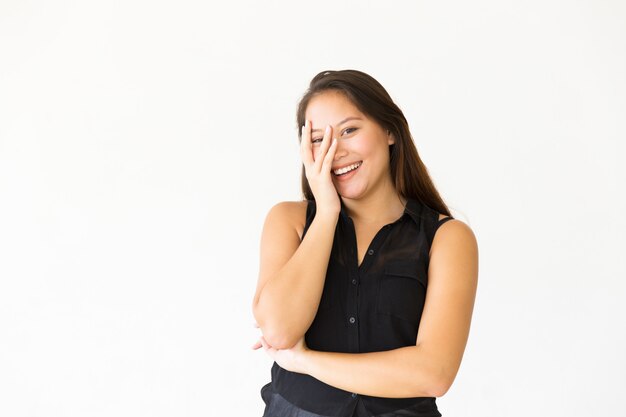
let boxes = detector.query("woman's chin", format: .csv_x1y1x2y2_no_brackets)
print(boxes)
335,185,367,201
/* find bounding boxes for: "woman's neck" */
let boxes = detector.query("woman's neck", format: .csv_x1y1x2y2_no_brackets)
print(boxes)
340,186,406,225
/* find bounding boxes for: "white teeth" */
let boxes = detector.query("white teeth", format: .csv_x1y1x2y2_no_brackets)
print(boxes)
333,161,362,175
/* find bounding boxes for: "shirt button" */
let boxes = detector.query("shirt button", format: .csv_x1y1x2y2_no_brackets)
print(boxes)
367,249,374,255
351,279,357,285
351,393,357,398
349,316,356,324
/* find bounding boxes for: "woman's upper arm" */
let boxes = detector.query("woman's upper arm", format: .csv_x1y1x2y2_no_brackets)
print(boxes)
252,201,306,312
417,216,479,392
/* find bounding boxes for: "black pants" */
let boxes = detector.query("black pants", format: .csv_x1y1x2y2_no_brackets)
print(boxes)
262,389,333,416
262,388,441,417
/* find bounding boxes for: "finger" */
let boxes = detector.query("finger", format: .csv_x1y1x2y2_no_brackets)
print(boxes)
321,137,338,173
314,125,333,170
251,339,262,350
260,336,269,350
299,120,314,166
261,335,275,349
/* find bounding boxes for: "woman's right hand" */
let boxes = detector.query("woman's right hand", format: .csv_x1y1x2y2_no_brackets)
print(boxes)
300,120,340,215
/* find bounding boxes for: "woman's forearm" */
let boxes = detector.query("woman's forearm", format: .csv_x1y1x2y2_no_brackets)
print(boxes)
254,210,338,349
302,345,449,398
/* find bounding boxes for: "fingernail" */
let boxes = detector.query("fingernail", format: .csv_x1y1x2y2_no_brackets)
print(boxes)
326,125,331,133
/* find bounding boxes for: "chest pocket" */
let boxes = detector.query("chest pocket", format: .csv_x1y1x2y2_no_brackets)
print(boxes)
376,259,427,325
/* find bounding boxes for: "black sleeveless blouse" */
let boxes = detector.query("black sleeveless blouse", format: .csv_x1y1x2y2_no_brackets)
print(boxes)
261,197,453,417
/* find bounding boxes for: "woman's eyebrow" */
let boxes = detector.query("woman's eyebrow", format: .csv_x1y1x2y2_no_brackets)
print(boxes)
311,116,363,133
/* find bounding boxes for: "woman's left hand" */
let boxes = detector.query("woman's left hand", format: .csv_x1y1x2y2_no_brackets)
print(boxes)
252,323,310,374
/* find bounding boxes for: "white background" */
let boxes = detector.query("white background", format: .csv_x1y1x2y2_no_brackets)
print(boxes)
1,1,625,416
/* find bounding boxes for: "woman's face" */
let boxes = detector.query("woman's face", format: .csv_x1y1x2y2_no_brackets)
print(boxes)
304,90,395,201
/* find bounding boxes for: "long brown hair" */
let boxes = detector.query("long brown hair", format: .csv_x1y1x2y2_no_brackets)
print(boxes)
296,69,451,217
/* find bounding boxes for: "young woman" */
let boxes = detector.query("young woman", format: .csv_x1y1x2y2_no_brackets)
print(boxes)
252,69,479,417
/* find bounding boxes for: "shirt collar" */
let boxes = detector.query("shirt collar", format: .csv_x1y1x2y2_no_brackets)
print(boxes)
403,197,424,225
338,196,423,225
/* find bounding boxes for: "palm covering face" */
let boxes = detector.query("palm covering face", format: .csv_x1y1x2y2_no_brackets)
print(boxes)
300,120,340,213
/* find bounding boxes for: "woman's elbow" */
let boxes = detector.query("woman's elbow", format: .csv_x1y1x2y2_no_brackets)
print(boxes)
428,380,451,398
426,370,456,397
410,355,456,398
253,313,301,350
252,303,305,349
265,333,300,350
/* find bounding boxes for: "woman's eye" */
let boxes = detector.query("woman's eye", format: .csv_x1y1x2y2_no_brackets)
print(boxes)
342,127,357,135
311,138,322,144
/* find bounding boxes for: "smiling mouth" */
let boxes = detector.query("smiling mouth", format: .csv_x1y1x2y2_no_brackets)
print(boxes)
333,161,362,176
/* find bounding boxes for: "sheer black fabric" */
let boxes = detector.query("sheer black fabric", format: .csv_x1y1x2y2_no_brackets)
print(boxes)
261,197,453,417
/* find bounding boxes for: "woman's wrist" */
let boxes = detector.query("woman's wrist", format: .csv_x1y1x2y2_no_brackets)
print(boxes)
299,347,316,375
314,208,340,223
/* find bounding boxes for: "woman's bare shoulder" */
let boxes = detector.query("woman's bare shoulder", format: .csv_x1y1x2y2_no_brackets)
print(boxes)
432,213,477,257
266,200,309,240
436,213,474,233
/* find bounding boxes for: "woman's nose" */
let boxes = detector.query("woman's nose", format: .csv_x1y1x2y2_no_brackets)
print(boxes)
333,140,347,160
